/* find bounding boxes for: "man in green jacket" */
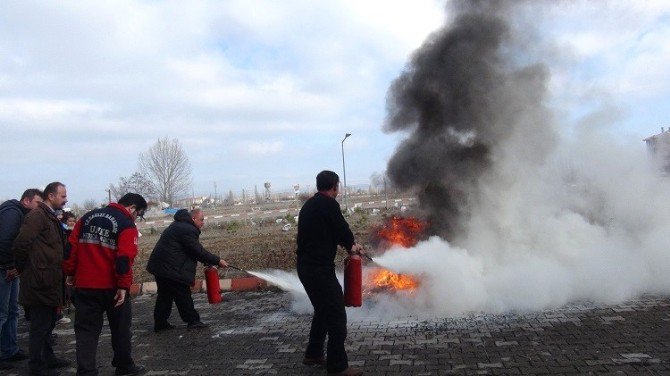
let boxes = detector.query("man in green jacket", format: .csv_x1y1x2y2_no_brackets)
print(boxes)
13,182,71,376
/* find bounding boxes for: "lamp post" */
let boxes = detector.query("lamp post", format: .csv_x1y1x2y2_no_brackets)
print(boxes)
341,133,351,212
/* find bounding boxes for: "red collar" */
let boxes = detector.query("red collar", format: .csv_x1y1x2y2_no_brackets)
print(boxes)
107,203,133,219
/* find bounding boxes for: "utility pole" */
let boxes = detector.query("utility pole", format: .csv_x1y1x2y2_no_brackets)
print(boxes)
384,176,388,210
106,189,112,204
341,133,351,212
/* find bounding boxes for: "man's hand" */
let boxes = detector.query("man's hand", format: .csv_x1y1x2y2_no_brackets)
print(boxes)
218,259,229,268
65,276,74,286
114,289,127,307
5,268,18,281
349,243,364,255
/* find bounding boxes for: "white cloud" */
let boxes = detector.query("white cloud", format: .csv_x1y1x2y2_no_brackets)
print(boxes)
238,140,285,157
1,0,670,202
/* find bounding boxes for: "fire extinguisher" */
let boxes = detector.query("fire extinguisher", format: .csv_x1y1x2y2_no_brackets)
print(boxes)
204,265,223,304
343,255,362,307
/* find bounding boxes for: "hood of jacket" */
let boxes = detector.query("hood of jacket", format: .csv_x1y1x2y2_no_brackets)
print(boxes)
0,199,29,216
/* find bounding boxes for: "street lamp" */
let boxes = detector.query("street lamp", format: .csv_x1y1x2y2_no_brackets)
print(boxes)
341,133,351,212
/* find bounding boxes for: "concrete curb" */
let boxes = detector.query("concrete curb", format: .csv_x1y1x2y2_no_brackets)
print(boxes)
130,277,268,297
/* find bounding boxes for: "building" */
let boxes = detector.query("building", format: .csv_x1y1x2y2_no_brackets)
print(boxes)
644,128,670,171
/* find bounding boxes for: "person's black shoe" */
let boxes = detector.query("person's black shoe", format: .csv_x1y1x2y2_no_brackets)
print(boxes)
0,360,13,370
187,321,208,330
5,349,28,361
47,357,71,369
303,356,327,366
115,364,146,376
153,323,175,333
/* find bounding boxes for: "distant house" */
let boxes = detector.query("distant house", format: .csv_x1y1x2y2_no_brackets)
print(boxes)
173,196,208,209
644,128,670,171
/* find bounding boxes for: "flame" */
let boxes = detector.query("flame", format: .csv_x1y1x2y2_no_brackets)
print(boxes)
377,216,427,248
367,268,419,291
364,216,425,293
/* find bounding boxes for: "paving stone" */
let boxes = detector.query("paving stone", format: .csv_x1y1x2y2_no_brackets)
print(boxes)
11,291,670,375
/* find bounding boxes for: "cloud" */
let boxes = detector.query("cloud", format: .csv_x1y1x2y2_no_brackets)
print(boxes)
1,0,670,202
238,140,285,157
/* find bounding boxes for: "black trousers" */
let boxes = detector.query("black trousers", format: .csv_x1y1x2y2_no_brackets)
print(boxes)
27,305,57,373
297,263,348,373
73,288,134,376
154,276,199,326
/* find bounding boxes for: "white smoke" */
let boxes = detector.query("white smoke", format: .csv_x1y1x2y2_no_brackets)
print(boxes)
362,128,670,317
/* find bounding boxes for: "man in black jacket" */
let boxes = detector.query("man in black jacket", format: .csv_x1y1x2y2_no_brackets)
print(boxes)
0,189,43,371
146,209,228,332
296,170,363,376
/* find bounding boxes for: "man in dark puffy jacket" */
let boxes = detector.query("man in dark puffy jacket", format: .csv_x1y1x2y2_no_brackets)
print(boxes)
0,188,43,371
146,209,228,332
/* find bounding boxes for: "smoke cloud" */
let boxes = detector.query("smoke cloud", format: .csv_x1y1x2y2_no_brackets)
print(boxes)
385,0,555,240
365,0,670,316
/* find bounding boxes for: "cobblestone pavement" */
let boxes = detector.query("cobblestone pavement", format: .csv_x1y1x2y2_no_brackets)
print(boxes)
10,291,670,375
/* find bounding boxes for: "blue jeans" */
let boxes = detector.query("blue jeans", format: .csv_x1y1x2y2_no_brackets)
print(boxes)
0,270,20,359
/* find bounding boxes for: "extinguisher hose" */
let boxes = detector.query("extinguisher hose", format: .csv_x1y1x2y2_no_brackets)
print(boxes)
205,264,250,275
226,264,254,275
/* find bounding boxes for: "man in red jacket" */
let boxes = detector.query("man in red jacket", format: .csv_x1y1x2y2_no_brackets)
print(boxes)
63,193,147,376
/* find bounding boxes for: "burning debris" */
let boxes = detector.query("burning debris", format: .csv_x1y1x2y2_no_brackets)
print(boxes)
363,216,428,294
375,216,428,248
366,268,418,292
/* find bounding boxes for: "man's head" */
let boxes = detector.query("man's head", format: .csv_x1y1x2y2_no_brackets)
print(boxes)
190,209,205,229
316,170,340,198
20,188,44,210
43,182,67,210
118,193,148,221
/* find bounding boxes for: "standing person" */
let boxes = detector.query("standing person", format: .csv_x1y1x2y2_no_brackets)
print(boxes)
57,211,77,325
296,170,364,376
146,208,228,332
63,193,147,376
13,182,71,376
0,188,43,370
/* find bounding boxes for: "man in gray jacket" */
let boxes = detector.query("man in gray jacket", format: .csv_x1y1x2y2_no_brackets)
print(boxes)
0,188,43,371
146,209,228,332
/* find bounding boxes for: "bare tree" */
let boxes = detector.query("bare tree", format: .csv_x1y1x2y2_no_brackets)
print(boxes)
254,185,262,204
109,171,157,201
224,189,235,206
139,137,192,206
83,199,99,211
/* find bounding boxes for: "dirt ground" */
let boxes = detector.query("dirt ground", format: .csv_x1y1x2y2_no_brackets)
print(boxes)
133,208,394,284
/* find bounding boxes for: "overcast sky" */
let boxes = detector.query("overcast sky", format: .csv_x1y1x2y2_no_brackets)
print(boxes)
1,0,669,205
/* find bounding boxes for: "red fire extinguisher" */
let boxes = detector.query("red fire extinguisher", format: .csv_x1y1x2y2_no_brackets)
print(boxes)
343,255,362,307
204,265,223,304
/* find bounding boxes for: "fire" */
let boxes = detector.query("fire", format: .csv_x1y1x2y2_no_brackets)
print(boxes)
376,216,427,248
366,268,419,291
364,216,426,293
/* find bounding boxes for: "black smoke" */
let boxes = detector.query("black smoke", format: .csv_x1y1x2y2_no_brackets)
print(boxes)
384,0,551,241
